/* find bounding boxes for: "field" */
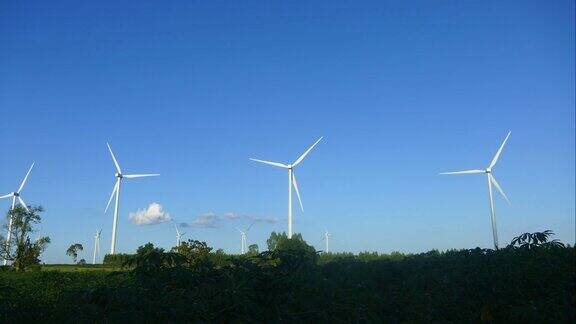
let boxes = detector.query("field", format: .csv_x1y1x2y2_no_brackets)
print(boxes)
41,264,122,272
1,244,574,323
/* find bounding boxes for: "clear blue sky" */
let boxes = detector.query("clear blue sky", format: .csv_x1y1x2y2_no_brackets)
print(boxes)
1,1,574,263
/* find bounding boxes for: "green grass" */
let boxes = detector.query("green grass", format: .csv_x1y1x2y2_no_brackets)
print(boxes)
40,264,123,272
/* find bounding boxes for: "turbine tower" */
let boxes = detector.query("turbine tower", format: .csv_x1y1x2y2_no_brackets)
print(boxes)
236,222,255,254
250,137,322,238
105,143,159,254
93,229,102,264
0,163,35,266
440,131,512,249
324,230,332,253
175,224,185,246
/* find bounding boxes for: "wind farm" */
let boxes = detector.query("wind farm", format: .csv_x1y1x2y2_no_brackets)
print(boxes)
0,1,573,322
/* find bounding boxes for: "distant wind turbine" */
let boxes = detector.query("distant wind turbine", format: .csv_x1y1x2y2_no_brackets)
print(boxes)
250,137,323,238
236,222,255,254
1,162,35,266
175,224,186,246
440,131,512,249
105,143,159,254
323,230,332,253
93,229,102,264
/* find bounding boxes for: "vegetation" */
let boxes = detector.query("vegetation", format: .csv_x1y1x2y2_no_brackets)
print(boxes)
0,206,50,271
66,243,84,263
0,230,574,322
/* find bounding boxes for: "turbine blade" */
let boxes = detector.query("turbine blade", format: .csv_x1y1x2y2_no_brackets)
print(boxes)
0,193,13,199
489,131,511,169
17,196,29,212
249,158,289,168
245,221,256,233
292,172,304,212
107,143,122,174
105,180,119,213
123,174,160,179
293,137,323,167
489,174,510,205
17,162,35,193
439,169,485,175
175,225,180,236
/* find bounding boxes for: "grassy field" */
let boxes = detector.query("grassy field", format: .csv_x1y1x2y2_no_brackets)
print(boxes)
40,264,123,272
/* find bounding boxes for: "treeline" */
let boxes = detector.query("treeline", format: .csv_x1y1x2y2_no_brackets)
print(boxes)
1,230,574,322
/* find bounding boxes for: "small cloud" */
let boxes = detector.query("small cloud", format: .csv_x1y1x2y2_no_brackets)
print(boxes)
130,203,172,225
249,215,280,224
223,212,241,220
191,213,222,228
178,212,280,228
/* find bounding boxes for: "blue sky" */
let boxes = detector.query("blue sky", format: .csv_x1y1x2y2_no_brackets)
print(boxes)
0,1,574,263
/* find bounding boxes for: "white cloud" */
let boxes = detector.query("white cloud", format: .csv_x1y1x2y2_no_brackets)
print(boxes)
248,215,280,224
130,203,172,225
179,212,280,228
223,212,241,220
190,213,222,228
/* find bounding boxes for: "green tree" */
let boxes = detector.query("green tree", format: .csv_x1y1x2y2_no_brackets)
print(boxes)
248,243,259,254
0,205,50,271
266,231,284,251
172,239,213,269
125,242,185,273
508,230,565,250
267,231,308,251
66,243,83,263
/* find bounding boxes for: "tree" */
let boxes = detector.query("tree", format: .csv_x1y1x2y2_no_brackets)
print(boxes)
66,243,84,263
248,244,259,254
126,242,185,273
171,239,213,269
0,205,50,271
267,231,309,251
508,230,565,250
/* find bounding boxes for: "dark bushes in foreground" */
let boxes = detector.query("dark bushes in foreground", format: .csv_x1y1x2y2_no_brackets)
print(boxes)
1,240,574,322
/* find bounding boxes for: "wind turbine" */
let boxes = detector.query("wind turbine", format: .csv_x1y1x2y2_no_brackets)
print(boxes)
323,230,332,253
250,137,323,238
440,131,512,250
236,222,255,254
105,143,159,254
93,229,102,264
1,162,34,266
175,224,185,246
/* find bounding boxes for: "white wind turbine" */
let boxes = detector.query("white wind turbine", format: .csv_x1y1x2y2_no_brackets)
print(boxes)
440,131,512,250
175,224,186,246
236,222,255,254
93,229,102,264
105,143,159,254
1,163,35,266
323,230,332,253
250,137,323,239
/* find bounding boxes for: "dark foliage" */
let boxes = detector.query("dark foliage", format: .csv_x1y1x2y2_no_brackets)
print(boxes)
103,253,133,265
509,230,566,250
1,234,574,322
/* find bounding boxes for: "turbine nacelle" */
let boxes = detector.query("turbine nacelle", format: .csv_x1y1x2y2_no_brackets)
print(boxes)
115,173,122,178
485,169,492,174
